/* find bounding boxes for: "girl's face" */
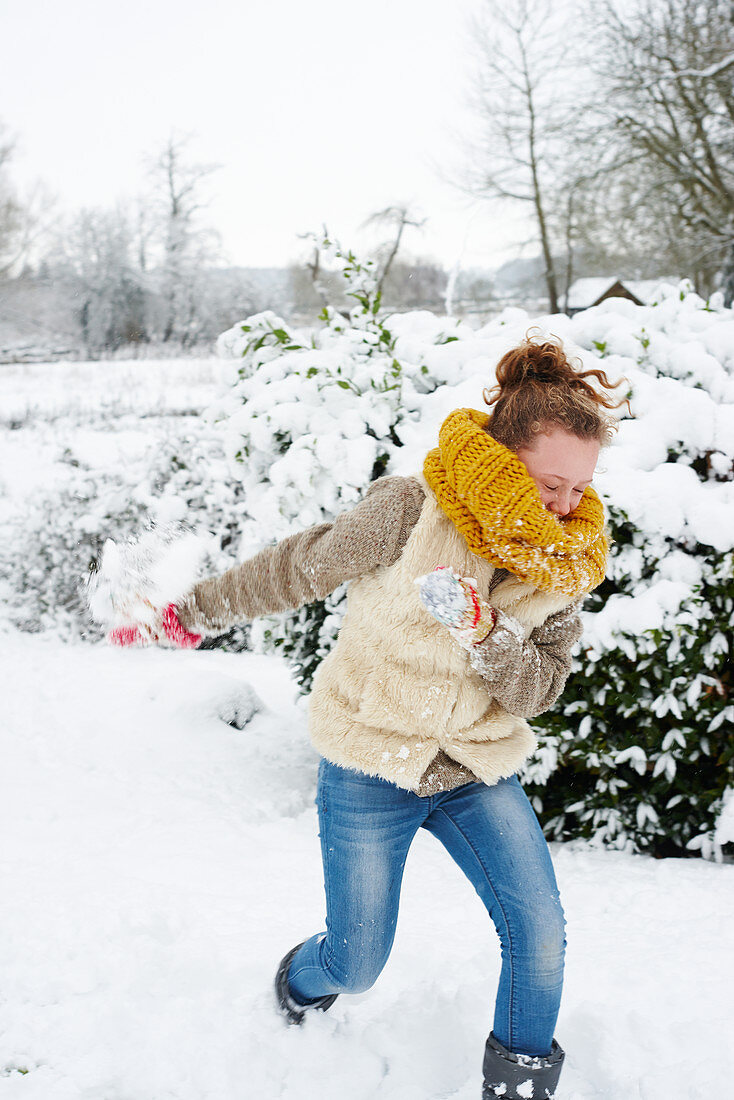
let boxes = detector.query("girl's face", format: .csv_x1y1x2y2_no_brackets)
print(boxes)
516,428,600,517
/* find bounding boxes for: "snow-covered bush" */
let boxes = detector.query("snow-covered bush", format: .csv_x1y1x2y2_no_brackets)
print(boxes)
211,234,451,685
216,252,733,858
525,288,734,858
0,413,249,647
3,252,731,857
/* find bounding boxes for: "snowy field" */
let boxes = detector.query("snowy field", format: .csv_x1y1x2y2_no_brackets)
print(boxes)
1,351,733,1099
1,630,733,1100
0,357,233,424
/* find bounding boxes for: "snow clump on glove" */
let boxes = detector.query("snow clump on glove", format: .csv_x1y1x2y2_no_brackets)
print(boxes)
416,566,496,647
87,524,209,648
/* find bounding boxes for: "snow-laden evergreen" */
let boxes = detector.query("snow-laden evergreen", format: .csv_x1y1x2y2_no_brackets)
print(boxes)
0,358,248,647
1,249,732,857
212,246,733,859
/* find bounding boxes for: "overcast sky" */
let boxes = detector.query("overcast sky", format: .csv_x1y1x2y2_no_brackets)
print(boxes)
2,0,530,271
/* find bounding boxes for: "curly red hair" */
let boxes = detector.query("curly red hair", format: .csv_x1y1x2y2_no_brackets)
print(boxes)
483,331,628,450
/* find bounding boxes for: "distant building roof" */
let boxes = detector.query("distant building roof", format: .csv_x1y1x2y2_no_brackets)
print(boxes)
566,277,676,312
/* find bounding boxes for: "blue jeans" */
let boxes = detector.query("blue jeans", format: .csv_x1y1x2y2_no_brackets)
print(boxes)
287,759,565,1057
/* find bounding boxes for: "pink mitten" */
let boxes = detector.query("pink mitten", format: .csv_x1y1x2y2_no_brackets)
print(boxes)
161,603,202,649
106,604,201,649
107,624,148,647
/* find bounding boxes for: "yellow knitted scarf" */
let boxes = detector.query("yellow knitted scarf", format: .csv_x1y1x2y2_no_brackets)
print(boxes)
423,408,608,596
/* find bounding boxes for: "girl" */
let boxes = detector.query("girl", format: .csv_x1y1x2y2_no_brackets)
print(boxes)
124,335,622,1099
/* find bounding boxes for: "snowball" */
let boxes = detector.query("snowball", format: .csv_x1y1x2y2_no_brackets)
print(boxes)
87,525,212,631
415,568,468,628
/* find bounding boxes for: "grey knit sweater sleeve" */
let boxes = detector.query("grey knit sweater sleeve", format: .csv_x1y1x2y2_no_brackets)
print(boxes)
177,475,426,636
467,602,583,718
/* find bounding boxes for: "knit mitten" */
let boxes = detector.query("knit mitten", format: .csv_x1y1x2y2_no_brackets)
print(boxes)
107,623,148,647
416,566,496,646
161,603,202,648
107,603,201,649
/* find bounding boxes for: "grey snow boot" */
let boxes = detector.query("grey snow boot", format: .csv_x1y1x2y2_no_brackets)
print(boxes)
274,942,338,1026
482,1033,565,1099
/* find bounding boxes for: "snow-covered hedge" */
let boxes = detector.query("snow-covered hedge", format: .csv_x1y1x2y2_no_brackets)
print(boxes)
527,297,734,860
2,244,731,859
210,239,445,685
213,243,733,858
0,407,249,650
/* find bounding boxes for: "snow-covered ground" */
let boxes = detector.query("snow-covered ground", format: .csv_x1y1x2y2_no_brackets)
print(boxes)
2,331,733,1098
0,357,233,424
1,630,732,1100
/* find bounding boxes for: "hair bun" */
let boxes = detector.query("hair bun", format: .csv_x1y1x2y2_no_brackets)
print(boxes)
496,333,578,390
482,329,628,451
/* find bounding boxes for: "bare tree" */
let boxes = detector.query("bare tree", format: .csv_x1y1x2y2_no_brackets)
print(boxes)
0,127,22,276
146,133,221,343
362,205,426,297
463,0,581,312
293,209,427,319
0,124,52,278
56,206,147,355
379,257,448,312
585,0,734,296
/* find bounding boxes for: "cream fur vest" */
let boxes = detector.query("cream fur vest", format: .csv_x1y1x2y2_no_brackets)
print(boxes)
308,481,575,790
